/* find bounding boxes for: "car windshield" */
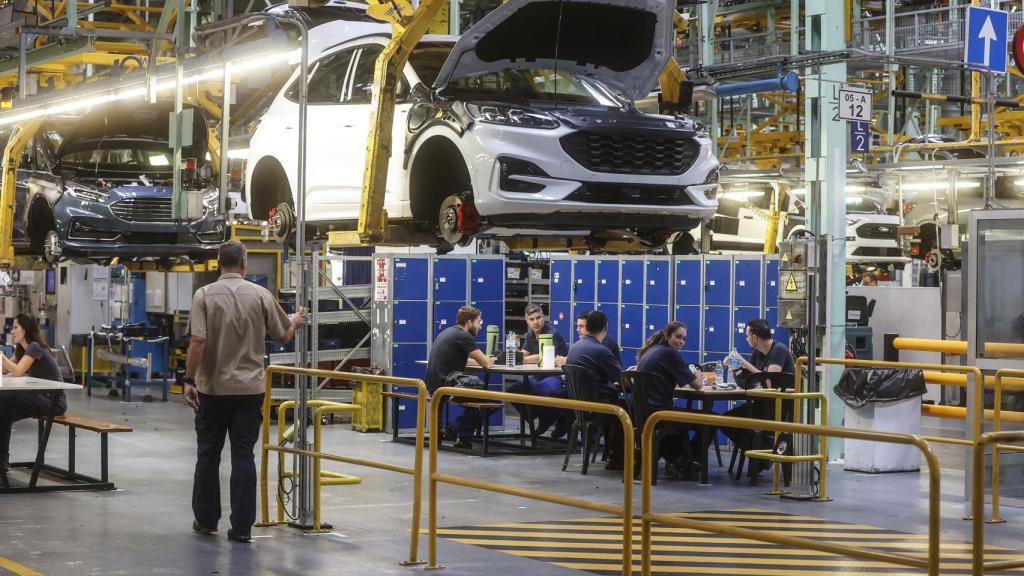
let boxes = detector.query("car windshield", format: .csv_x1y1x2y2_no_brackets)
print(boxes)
61,142,174,174
846,196,884,214
409,43,453,87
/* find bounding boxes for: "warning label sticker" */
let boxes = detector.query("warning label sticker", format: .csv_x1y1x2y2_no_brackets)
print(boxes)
779,272,806,300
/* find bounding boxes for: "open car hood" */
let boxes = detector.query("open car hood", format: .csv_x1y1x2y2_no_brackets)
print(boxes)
58,101,208,161
433,0,673,102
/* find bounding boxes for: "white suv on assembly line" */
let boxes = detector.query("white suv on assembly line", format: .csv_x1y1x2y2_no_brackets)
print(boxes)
246,0,719,247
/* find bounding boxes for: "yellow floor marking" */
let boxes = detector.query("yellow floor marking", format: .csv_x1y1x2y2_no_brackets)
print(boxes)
568,513,872,523
486,520,895,531
431,528,997,550
444,523,930,539
0,556,43,576
500,549,981,570
442,538,1024,560
553,562,955,576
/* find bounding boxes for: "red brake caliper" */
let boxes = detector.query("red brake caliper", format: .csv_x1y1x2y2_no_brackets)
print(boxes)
455,199,480,234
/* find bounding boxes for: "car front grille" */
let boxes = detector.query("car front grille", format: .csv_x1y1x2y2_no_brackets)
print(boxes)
565,182,696,206
851,247,904,257
856,222,898,240
560,131,701,176
111,197,174,222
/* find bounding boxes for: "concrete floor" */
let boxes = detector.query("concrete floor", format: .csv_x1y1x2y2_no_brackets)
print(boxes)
2,389,1022,575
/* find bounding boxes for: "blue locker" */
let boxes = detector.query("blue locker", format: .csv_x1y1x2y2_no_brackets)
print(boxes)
621,260,644,304
680,350,700,365
734,258,762,307
620,347,638,370
733,307,761,354
645,259,671,306
703,351,726,365
597,258,620,303
704,306,731,353
392,257,429,300
470,258,504,301
551,259,572,301
392,343,427,366
645,305,669,339
472,301,504,348
572,259,596,302
620,304,644,348
766,307,790,345
432,258,467,301
674,305,702,352
393,386,421,429
573,303,594,338
550,301,572,338
596,302,618,343
675,258,702,306
392,301,428,342
765,258,780,306
432,301,464,338
704,259,731,306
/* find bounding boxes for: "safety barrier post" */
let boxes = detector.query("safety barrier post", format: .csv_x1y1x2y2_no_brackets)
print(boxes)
972,431,1024,576
426,387,634,576
640,411,941,576
257,365,428,566
743,389,829,501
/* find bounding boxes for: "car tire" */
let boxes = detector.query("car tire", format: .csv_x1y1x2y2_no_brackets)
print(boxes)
43,230,61,263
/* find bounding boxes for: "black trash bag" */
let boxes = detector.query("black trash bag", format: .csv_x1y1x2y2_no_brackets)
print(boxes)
833,368,927,409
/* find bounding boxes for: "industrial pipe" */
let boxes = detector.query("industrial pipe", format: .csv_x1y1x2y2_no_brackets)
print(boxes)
893,337,966,355
922,404,1024,425
890,89,1022,109
714,71,800,98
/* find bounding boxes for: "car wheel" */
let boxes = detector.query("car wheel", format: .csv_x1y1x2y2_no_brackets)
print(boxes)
437,194,477,246
269,202,294,243
672,232,699,255
43,230,62,263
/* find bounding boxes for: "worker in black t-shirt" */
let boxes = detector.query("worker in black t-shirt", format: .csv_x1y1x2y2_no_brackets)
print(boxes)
425,306,495,449
721,318,796,477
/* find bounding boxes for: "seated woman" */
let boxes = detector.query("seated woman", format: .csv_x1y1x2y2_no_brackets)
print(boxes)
0,314,66,471
635,321,705,479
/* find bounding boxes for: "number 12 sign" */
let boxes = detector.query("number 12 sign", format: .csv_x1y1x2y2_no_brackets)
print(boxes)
838,86,872,122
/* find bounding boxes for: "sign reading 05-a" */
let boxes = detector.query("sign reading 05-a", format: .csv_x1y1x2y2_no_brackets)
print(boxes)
838,86,872,122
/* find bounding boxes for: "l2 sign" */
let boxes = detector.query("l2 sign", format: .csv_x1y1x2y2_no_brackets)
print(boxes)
965,6,1008,74
850,121,870,153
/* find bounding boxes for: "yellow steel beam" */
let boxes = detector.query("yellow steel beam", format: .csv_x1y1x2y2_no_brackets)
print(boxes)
93,41,152,55
1,119,44,267
24,0,54,21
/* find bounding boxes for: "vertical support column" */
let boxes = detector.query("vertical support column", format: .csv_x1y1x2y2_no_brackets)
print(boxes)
171,0,186,220
803,0,847,457
886,0,897,145
449,0,460,35
219,62,231,214
700,0,719,157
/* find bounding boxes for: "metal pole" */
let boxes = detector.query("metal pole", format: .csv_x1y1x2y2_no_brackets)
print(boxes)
171,0,185,220
218,61,231,215
985,71,995,208
17,33,26,100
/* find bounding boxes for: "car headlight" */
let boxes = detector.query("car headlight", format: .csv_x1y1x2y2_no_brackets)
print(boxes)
64,184,108,203
465,103,560,130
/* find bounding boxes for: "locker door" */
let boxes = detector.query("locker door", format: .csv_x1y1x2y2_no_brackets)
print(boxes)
645,305,669,339
733,258,762,307
432,258,467,301
680,350,699,365
597,258,620,303
470,258,504,302
620,347,637,370
645,259,670,306
573,303,594,339
733,307,761,354
620,304,644,348
596,302,619,343
765,258,780,306
674,305,702,353
391,343,428,366
621,260,644,304
766,307,790,345
392,301,428,342
472,301,504,348
432,301,464,338
549,301,572,340
703,306,731,353
551,259,572,302
704,259,731,306
675,258,702,306
572,259,596,303
392,257,429,301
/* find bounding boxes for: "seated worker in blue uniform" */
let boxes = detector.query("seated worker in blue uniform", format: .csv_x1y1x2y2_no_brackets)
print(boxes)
425,306,496,449
576,311,621,362
566,310,627,471
721,318,796,478
509,305,571,437
635,321,706,479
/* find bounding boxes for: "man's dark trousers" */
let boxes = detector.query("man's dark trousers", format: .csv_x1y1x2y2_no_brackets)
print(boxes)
193,392,263,535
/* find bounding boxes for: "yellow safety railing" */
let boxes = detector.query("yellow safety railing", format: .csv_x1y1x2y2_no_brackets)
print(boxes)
640,412,942,576
971,431,1024,576
258,365,428,566
988,370,1024,523
426,387,634,576
276,400,362,531
742,389,829,500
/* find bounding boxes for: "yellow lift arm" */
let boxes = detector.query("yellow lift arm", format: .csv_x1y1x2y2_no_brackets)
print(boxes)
0,119,44,267
658,11,688,113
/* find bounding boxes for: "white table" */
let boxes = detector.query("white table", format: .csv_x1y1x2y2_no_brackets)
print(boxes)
0,376,82,492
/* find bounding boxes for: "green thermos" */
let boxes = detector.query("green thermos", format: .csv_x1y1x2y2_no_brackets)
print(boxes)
486,325,499,356
538,333,554,363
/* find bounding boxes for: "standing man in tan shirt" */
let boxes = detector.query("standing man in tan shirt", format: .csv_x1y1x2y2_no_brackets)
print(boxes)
185,240,305,542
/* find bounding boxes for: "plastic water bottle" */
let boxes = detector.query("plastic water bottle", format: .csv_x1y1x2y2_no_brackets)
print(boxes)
713,361,723,385
505,331,517,367
727,347,742,384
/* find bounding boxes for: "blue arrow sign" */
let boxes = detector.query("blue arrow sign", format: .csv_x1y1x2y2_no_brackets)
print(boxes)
965,6,1008,74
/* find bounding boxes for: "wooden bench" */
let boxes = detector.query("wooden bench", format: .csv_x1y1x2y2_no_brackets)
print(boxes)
34,414,133,490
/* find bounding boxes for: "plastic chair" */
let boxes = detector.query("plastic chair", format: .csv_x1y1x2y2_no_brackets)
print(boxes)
561,364,617,475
